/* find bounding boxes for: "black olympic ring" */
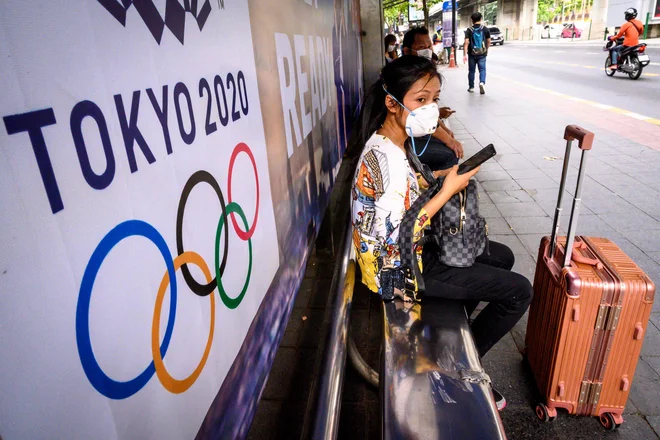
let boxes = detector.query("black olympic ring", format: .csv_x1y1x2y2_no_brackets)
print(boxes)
175,170,228,297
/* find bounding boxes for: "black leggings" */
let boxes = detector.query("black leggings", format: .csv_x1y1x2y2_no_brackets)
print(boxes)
422,241,533,357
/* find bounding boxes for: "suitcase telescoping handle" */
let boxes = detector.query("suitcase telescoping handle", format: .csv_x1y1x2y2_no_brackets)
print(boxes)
548,125,595,267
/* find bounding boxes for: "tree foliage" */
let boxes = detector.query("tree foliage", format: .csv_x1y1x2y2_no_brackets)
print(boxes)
383,0,444,31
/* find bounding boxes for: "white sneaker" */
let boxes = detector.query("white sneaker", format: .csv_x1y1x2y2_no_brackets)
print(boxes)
479,82,486,94
468,88,474,93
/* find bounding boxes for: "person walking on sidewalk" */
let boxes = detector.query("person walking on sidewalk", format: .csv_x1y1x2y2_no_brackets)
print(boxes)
463,12,491,94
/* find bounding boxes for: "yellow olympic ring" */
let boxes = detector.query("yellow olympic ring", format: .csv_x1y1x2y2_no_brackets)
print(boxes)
151,251,215,394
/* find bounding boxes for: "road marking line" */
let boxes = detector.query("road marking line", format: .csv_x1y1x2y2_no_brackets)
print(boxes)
497,55,659,77
586,52,600,55
624,111,653,120
490,73,660,128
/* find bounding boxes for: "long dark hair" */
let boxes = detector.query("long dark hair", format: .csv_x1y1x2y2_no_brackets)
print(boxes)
345,56,442,159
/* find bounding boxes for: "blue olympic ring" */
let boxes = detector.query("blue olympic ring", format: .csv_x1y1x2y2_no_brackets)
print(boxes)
76,220,177,400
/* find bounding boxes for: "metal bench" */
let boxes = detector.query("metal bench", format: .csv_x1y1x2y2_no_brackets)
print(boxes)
381,298,507,439
312,211,507,439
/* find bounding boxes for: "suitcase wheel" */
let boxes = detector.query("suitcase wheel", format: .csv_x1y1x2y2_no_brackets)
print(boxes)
535,403,556,422
599,412,622,430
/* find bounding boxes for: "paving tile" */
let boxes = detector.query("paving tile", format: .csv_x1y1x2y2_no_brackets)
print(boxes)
506,216,553,235
517,234,546,257
350,309,370,350
477,170,511,181
293,278,313,309
494,153,536,170
515,176,558,190
299,309,327,348
568,214,617,235
626,230,660,254
489,234,529,255
480,202,502,218
485,217,515,235
612,185,660,203
479,161,506,173
642,320,660,359
261,347,297,400
247,399,282,440
649,416,660,438
279,308,304,347
629,358,660,417
309,279,333,308
513,253,537,283
510,311,529,353
650,313,660,330
537,197,593,218
482,179,522,192
498,406,563,439
497,202,547,218
488,190,535,204
581,195,641,215
530,187,569,201
482,335,538,405
646,356,660,377
507,167,553,180
599,211,660,232
338,403,368,440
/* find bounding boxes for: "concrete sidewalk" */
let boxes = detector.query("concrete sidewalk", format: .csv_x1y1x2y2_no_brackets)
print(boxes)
439,65,660,438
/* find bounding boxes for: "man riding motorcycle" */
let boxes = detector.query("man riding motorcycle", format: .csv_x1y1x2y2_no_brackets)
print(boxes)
608,8,644,70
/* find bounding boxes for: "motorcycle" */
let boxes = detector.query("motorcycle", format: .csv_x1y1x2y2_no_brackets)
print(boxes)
604,38,651,80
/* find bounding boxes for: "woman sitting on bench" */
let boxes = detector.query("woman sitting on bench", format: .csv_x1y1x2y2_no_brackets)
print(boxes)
347,56,533,410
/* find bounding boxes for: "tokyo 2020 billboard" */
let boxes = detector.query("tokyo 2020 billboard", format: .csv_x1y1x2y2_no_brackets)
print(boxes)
0,0,362,439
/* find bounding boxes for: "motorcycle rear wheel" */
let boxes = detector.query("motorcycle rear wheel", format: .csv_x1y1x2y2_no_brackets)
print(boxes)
605,56,615,76
629,58,642,80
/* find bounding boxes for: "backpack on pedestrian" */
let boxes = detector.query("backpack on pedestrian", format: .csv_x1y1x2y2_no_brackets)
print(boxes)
470,25,487,56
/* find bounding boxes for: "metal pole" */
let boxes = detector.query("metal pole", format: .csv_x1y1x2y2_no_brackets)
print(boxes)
588,19,592,40
312,212,355,440
452,0,457,65
644,12,650,39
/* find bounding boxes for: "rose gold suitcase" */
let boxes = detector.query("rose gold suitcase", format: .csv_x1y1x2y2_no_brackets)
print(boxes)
524,126,655,430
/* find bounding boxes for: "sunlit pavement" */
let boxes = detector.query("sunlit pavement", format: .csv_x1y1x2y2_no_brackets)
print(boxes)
249,56,660,440
438,64,660,438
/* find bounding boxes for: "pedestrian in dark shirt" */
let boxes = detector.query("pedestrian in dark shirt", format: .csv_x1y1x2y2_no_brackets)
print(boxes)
462,12,491,94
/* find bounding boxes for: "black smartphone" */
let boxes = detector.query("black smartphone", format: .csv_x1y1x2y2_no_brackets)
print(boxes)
457,144,497,175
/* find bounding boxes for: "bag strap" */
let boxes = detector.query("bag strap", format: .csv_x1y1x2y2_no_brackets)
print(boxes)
397,183,437,300
398,146,443,300
407,146,436,186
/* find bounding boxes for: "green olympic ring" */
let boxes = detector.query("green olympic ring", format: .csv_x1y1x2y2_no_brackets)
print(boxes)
215,202,252,309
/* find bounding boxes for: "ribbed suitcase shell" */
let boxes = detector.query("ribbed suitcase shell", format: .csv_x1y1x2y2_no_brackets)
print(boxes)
526,235,655,422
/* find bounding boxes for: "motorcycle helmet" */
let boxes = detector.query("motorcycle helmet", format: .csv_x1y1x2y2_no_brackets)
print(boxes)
624,7,637,20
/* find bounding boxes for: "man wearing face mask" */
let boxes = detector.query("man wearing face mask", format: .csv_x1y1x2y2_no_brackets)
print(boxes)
402,27,464,171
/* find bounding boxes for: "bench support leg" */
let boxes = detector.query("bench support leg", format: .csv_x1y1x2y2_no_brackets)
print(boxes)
347,332,379,387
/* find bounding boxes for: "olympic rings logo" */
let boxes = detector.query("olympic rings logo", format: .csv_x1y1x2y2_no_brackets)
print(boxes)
76,142,259,399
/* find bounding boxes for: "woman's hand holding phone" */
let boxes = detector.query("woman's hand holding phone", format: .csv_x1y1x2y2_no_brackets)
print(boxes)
438,165,480,197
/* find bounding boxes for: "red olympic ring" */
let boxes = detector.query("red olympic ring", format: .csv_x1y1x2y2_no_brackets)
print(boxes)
228,142,259,241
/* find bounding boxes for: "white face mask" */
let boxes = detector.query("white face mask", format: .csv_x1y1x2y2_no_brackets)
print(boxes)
383,85,439,155
416,48,433,60
404,102,439,137
387,44,396,52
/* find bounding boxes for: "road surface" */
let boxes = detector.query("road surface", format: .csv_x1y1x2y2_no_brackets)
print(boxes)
482,43,660,119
